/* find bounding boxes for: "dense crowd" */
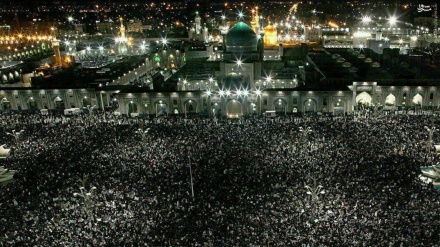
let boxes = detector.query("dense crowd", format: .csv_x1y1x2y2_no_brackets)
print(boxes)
0,111,439,246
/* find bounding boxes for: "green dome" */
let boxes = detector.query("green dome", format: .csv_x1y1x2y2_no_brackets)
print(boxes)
226,22,258,53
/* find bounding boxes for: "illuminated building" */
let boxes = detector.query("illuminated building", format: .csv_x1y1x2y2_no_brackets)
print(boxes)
264,19,278,47
0,11,439,117
116,18,128,55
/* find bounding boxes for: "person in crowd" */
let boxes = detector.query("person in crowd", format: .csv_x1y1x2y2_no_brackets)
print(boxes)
0,110,439,246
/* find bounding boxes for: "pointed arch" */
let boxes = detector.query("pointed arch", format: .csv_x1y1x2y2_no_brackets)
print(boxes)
412,93,423,106
227,99,243,118
356,91,372,107
385,93,396,106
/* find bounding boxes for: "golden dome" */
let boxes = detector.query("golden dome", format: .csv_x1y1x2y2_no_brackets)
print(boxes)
264,24,276,33
264,24,278,46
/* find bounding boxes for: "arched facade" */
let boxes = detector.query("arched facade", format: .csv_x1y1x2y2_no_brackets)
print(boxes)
385,93,396,107
27,97,38,110
53,96,65,109
0,83,438,116
274,98,287,114
226,99,243,117
303,98,317,113
333,98,346,115
1,97,11,110
356,92,372,108
128,101,138,115
412,93,423,106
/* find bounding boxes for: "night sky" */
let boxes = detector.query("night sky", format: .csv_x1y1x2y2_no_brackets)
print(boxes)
13,0,440,4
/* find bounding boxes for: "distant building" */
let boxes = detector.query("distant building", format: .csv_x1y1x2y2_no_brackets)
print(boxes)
97,22,116,34
1,14,439,117
74,24,84,34
188,12,208,42
127,19,143,33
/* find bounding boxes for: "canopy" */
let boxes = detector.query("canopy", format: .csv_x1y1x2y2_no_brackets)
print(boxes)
0,144,10,159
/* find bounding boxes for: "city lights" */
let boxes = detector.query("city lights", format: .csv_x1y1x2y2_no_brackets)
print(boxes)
362,15,372,25
0,1,439,245
389,16,397,26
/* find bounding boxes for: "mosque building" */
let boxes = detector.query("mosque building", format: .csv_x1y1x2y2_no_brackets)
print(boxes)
0,9,439,116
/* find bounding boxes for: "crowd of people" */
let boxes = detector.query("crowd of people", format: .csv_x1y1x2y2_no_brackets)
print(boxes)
0,111,439,246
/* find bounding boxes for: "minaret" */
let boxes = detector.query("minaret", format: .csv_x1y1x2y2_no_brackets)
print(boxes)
220,15,229,52
14,12,20,30
118,18,127,55
52,39,62,66
120,17,126,38
251,7,260,34
255,7,260,31
195,12,201,35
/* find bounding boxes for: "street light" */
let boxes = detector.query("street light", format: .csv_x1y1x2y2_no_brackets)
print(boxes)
388,16,397,26
362,15,372,25
136,128,150,141
73,174,102,220
188,148,195,199
7,130,25,149
305,178,325,222
74,185,102,221
424,124,438,155
86,105,96,123
299,126,312,138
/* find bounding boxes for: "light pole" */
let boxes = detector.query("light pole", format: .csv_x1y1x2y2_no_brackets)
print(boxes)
305,178,325,222
188,147,195,199
7,130,25,149
424,124,438,156
86,105,96,122
74,185,102,221
136,128,150,141
374,103,380,118
298,126,312,148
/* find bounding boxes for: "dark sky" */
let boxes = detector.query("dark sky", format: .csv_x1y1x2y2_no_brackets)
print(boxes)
13,0,440,6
